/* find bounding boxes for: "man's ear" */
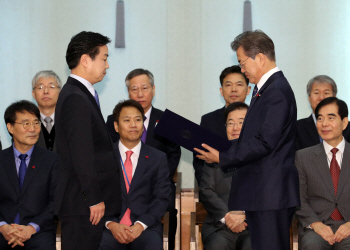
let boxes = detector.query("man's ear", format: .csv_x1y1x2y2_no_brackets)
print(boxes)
114,121,119,133
80,54,90,68
7,123,14,136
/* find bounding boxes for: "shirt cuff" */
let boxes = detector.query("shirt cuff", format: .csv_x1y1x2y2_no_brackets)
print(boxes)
106,221,112,229
28,222,40,233
220,217,226,224
135,221,147,230
0,221,8,227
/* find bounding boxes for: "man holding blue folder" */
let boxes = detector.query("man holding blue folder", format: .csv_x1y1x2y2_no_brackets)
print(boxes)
195,30,300,250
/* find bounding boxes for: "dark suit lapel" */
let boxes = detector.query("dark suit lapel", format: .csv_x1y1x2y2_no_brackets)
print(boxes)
337,142,350,197
21,146,41,195
305,115,321,145
312,144,335,198
145,107,159,142
3,148,20,195
114,143,128,195
67,77,104,122
241,71,285,140
129,143,149,194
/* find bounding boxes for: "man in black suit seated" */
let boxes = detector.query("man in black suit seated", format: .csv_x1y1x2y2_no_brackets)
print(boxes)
106,68,181,250
193,65,251,185
200,102,251,250
0,100,58,249
32,70,62,152
296,75,350,150
100,100,170,250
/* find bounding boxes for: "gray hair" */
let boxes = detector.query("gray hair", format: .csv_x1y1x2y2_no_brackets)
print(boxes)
231,30,276,62
306,75,337,96
31,70,62,90
125,68,154,88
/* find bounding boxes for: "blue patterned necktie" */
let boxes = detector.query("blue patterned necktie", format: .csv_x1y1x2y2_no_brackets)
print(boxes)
141,117,147,143
252,85,258,97
94,90,100,108
14,154,27,224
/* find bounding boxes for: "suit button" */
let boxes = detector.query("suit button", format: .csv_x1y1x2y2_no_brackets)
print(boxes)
335,203,338,207
49,139,52,142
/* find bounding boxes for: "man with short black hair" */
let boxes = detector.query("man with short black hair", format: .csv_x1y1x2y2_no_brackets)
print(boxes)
0,100,58,250
54,31,121,250
106,68,181,250
100,99,170,250
296,97,350,249
193,65,250,184
32,70,62,152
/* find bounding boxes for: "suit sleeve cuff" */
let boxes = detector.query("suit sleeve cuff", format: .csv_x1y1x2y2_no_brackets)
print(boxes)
135,221,147,231
220,217,226,224
28,223,40,233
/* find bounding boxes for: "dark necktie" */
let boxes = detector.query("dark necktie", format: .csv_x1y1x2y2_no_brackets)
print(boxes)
330,148,343,221
252,85,258,97
14,154,28,224
44,116,53,133
141,117,147,143
94,90,100,108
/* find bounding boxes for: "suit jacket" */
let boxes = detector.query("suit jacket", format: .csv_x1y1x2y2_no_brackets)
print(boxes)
0,145,58,232
193,107,227,184
295,142,350,235
106,106,181,205
110,142,171,236
54,77,121,217
219,71,300,211
296,114,350,151
200,162,234,239
36,124,57,152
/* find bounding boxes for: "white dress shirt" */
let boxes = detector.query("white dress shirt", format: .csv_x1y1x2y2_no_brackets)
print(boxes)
40,112,55,128
144,107,152,130
256,67,280,92
323,138,345,169
70,74,96,97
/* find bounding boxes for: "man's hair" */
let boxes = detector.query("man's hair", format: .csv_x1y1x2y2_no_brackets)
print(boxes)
231,30,275,62
306,75,337,96
113,99,145,124
66,31,111,70
31,70,62,89
315,97,348,120
224,102,249,121
125,68,154,88
4,100,40,137
219,65,249,86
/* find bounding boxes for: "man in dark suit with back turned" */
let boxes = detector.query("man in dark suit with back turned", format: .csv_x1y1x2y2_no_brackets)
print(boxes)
106,68,181,250
296,97,350,249
195,30,300,250
0,100,58,249
55,31,121,250
100,100,170,250
193,65,250,185
32,70,62,152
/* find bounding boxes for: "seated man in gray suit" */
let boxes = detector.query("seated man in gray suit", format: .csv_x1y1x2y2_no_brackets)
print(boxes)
296,97,350,249
200,102,251,250
32,70,62,152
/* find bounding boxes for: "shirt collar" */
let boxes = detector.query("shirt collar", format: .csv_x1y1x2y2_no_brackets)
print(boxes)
144,106,152,121
256,67,280,91
13,144,35,159
118,140,142,158
323,137,345,155
311,113,316,125
40,112,55,123
70,74,96,97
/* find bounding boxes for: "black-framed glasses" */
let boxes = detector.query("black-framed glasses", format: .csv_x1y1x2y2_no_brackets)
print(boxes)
14,121,41,130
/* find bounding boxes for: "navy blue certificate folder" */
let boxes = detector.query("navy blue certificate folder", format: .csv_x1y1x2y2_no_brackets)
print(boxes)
154,109,232,153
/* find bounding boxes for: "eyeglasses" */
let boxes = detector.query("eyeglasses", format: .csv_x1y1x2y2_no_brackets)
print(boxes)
129,86,152,94
238,57,250,69
33,85,61,91
226,121,244,128
14,120,41,130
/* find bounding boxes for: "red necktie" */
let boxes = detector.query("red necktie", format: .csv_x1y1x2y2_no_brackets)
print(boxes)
120,151,133,226
330,148,343,221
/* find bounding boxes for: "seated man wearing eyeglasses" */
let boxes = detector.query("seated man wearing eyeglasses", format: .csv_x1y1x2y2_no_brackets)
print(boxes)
32,70,62,152
0,100,58,250
200,102,251,250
